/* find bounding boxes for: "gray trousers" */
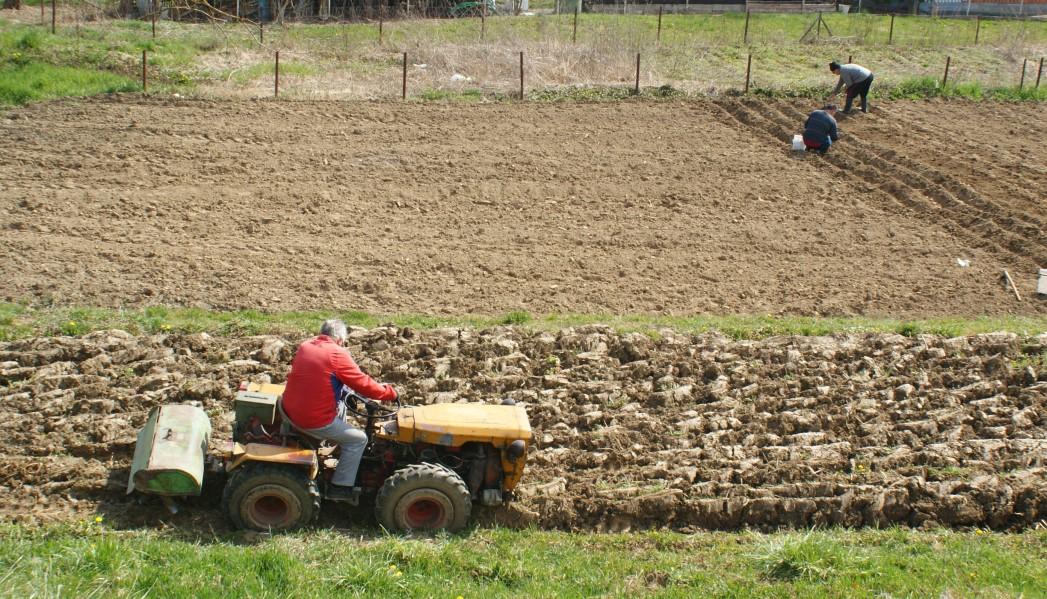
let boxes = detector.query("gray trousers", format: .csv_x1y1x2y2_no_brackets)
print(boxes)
304,403,368,487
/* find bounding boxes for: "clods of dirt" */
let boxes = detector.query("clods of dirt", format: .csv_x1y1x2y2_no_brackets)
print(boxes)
1,327,1045,531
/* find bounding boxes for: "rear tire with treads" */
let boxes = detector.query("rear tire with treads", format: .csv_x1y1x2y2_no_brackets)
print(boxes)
222,463,319,531
375,463,472,532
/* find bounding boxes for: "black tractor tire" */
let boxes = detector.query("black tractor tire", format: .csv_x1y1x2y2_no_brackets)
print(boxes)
375,463,472,532
221,463,319,532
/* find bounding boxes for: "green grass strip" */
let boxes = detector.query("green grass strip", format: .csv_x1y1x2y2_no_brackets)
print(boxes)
0,524,1044,597
0,61,137,105
2,302,1044,340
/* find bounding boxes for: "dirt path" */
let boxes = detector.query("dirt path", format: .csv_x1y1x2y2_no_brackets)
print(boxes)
1,328,1045,531
2,97,1045,317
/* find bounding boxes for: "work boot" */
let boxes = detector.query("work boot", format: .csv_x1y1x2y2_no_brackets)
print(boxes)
325,484,361,505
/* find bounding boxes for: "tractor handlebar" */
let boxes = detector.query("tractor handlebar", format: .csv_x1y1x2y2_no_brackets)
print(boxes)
341,389,401,421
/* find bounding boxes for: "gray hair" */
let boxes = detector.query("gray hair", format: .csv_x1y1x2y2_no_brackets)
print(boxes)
320,319,348,342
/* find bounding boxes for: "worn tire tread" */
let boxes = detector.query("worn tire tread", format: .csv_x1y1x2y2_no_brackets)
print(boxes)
375,462,471,532
221,462,319,531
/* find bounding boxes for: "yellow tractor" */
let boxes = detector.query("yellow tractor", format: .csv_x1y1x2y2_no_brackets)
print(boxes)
128,382,532,532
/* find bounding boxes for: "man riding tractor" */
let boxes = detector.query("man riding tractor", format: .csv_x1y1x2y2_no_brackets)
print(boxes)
281,319,396,504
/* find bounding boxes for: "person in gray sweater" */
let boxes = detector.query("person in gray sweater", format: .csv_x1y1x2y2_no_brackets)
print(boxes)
829,61,874,113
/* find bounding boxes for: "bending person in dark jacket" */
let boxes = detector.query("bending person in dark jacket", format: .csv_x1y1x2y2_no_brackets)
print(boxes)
829,61,874,113
803,104,839,154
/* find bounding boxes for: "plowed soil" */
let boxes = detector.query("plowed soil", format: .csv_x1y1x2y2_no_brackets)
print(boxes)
2,97,1045,317
2,328,1045,531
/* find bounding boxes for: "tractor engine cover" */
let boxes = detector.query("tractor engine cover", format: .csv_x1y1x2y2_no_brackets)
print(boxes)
375,403,533,493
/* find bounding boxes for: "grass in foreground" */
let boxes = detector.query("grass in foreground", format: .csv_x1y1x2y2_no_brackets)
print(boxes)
1,302,1045,341
0,524,1044,598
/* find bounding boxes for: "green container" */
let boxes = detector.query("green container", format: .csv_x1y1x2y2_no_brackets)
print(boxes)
233,390,278,442
127,404,212,496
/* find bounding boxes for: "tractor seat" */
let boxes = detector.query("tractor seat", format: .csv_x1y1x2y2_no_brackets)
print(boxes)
275,396,323,447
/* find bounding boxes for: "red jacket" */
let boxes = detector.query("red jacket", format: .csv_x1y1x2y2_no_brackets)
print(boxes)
281,335,397,429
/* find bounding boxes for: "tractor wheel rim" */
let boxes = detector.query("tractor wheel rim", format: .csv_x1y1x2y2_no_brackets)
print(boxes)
405,498,446,529
250,494,290,526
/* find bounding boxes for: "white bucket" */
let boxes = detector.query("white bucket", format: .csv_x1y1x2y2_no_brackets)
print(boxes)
791,135,806,151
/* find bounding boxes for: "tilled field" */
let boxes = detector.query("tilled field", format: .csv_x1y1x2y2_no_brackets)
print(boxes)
2,328,1045,531
2,97,1046,317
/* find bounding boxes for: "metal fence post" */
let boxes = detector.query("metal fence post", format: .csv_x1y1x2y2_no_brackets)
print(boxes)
942,55,950,87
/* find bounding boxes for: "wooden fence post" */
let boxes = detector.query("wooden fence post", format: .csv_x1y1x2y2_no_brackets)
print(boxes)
974,15,980,44
402,51,407,100
657,6,663,43
274,50,280,97
152,5,157,39
1037,57,1044,89
519,51,524,100
634,52,640,94
744,10,750,44
573,5,579,43
744,53,752,94
888,14,894,45
142,50,147,93
379,12,384,44
51,0,56,34
1019,58,1027,90
942,55,950,87
481,0,486,42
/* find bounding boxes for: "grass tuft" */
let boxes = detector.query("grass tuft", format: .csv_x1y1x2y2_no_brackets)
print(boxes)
754,531,866,582
500,311,533,325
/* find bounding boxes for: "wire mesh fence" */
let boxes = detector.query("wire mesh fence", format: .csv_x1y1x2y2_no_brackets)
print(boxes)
3,2,1045,100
